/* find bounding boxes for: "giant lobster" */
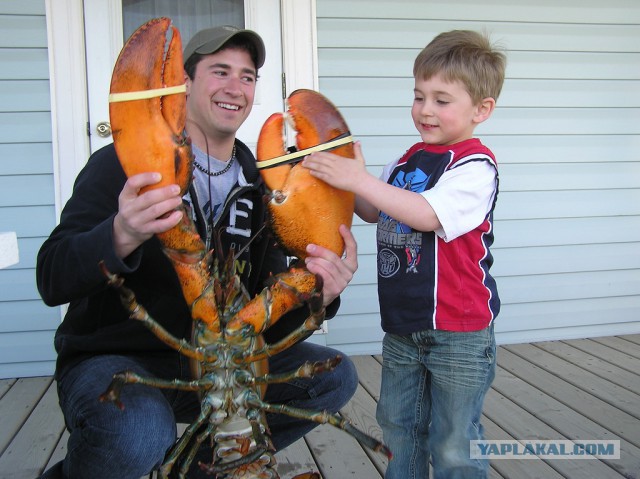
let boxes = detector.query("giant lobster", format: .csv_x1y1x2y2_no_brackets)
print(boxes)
99,17,390,479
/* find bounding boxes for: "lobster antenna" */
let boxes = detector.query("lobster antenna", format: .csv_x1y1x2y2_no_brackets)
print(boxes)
185,118,222,263
233,222,267,260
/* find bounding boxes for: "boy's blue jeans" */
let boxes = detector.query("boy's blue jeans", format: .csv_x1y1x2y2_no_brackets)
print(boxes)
49,341,357,479
377,325,496,479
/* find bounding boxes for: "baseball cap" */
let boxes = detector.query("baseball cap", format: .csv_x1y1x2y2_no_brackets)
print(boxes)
183,25,266,69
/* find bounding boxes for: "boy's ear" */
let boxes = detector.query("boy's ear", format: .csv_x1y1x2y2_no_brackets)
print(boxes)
473,97,496,124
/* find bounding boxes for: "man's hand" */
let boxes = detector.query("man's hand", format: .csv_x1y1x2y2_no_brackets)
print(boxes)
113,172,183,259
304,224,358,307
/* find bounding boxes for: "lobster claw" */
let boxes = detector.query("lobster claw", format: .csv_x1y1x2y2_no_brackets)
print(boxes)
256,89,355,259
108,18,216,331
109,17,192,195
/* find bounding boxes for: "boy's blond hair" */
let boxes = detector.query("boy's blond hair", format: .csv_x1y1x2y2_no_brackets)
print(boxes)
413,30,506,104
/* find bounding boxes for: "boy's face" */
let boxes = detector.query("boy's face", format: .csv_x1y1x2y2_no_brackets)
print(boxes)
185,46,257,142
411,74,488,146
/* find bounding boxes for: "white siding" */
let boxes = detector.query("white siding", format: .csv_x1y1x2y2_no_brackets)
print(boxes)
316,0,640,353
0,0,58,378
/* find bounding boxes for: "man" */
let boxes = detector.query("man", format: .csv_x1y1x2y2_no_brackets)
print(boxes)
37,25,358,479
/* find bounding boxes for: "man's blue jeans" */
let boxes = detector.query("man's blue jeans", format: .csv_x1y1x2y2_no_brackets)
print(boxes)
376,325,496,479
48,341,357,479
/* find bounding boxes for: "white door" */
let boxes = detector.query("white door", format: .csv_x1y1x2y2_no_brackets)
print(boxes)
83,0,284,154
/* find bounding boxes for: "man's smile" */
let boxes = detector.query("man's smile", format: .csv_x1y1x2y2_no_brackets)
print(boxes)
216,102,240,111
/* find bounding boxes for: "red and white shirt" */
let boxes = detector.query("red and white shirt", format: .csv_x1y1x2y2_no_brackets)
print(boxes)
377,138,500,333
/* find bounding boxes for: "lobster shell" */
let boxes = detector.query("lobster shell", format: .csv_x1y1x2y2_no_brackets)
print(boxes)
257,89,356,259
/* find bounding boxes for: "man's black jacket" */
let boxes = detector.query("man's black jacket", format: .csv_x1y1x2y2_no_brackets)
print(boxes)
36,141,337,379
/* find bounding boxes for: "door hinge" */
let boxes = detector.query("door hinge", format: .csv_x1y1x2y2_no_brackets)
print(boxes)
281,72,287,99
86,121,91,137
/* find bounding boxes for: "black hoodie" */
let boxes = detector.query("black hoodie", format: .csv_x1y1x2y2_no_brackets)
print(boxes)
36,140,338,379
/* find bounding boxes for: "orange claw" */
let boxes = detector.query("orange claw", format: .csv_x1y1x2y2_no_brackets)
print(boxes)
256,89,355,259
109,17,192,195
226,267,320,336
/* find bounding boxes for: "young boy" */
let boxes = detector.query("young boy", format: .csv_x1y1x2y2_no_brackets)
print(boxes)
303,30,506,478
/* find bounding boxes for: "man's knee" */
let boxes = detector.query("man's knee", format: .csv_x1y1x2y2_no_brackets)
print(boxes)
332,353,358,408
71,385,176,475
311,350,358,411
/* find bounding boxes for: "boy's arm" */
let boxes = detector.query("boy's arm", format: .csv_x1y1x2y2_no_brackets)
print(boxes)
303,142,440,231
354,173,441,231
355,195,379,223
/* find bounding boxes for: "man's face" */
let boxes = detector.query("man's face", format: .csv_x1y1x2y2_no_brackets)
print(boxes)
185,47,257,141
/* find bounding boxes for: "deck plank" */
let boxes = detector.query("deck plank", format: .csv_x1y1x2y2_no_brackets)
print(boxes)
350,355,382,401
274,437,319,478
498,338,640,479
0,378,17,399
505,343,640,418
0,376,52,455
492,362,640,477
340,383,387,475
304,423,382,479
590,335,640,360
534,340,640,393
482,416,564,479
0,379,66,479
2,335,640,478
622,334,640,346
484,385,625,478
498,347,640,448
567,338,640,375
45,429,68,472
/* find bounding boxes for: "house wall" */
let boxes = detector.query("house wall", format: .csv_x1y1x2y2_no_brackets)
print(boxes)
316,0,640,354
1,0,639,378
0,0,59,377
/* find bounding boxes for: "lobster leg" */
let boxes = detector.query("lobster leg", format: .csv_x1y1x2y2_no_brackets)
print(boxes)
247,309,326,363
252,399,393,460
251,357,342,385
100,263,209,362
179,421,216,479
159,402,213,479
99,371,213,410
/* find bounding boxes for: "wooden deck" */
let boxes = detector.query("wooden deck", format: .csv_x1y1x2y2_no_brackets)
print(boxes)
1,334,639,479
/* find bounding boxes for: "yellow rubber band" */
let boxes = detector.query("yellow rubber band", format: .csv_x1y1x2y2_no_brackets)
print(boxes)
256,135,353,169
108,84,186,103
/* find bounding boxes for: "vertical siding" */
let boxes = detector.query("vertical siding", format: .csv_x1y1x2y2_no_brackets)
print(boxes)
316,0,640,353
0,0,58,378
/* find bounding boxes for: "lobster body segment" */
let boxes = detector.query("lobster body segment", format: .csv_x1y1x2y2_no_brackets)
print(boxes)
102,18,390,479
257,89,356,260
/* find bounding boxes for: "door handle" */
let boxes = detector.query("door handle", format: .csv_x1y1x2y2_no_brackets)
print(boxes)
96,121,112,137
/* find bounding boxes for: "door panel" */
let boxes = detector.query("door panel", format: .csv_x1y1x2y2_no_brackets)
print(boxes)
84,0,283,153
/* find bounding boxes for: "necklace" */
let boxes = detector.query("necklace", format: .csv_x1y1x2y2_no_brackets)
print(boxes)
193,146,236,176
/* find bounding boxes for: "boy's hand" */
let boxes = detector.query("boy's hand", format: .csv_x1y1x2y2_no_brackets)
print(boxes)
305,224,358,307
303,140,367,192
